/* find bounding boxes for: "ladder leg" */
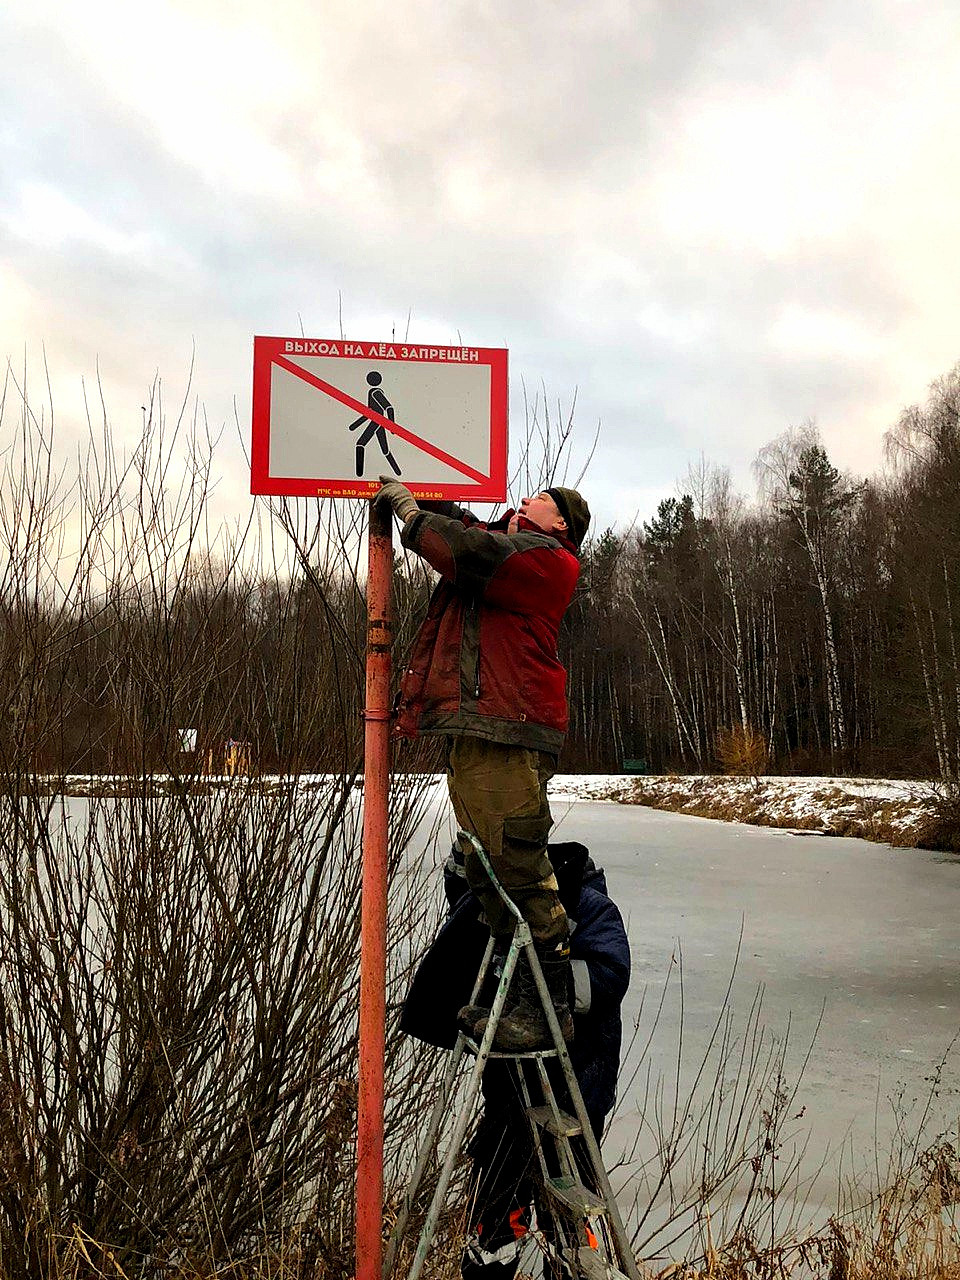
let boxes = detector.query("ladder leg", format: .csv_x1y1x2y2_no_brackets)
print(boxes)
403,1051,483,1280
514,1058,554,1188
560,1085,639,1280
533,1055,580,1185
404,937,523,1280
526,1058,591,1275
384,936,496,1277
524,942,642,1280
383,1036,465,1278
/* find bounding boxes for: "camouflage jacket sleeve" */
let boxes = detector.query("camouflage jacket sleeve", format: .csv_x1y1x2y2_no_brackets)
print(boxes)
400,510,564,610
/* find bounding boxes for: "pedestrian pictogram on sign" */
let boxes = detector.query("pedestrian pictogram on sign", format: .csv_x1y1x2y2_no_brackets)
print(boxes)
348,372,402,478
250,336,508,500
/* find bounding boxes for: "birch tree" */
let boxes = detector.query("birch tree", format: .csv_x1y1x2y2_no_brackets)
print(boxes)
755,427,863,766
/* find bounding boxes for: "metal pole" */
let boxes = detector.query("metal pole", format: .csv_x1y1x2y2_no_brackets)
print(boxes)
356,497,393,1280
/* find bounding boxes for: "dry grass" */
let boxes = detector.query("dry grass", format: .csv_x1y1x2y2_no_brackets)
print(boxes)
643,1135,960,1280
913,784,960,853
615,776,960,853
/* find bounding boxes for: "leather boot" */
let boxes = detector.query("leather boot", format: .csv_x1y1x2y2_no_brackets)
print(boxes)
489,941,574,1054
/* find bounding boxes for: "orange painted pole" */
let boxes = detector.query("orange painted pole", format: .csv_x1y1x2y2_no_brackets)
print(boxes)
356,497,393,1280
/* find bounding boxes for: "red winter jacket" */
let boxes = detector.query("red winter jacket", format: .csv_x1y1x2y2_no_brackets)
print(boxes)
396,506,581,754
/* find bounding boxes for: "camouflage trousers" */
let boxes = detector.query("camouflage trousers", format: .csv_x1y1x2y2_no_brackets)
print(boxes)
446,736,568,947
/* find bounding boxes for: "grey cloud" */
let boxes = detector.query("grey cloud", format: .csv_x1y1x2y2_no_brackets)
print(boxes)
267,0,843,221
2,1,958,538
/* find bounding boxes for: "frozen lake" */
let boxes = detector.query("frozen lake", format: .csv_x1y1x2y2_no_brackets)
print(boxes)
27,783,958,1259
421,792,960,1252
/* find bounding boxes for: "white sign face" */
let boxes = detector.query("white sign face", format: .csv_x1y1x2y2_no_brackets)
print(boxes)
251,336,508,500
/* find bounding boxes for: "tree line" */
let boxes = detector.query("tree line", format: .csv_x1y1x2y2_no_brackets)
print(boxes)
562,365,960,780
0,369,431,780
1,361,958,781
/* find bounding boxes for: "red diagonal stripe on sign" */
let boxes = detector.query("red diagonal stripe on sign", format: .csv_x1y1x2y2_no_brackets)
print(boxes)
273,354,489,485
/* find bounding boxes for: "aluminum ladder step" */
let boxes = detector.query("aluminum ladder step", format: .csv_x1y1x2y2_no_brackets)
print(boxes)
461,1034,559,1061
527,1103,582,1137
545,1174,606,1215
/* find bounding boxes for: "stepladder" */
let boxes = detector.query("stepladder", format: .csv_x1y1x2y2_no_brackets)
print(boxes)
385,831,641,1280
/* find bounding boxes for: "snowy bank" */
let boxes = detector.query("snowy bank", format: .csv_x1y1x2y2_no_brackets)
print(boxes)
549,774,960,851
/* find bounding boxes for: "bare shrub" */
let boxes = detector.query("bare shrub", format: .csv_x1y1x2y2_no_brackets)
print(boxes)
611,943,821,1267
914,781,960,853
0,365,448,1277
828,1049,960,1280
609,954,960,1279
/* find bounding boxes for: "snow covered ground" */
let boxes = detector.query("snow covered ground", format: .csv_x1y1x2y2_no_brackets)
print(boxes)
549,773,954,849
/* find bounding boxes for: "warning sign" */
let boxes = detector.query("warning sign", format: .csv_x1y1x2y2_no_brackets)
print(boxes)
250,336,508,500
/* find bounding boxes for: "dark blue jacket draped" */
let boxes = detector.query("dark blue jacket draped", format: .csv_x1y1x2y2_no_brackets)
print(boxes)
400,842,631,1122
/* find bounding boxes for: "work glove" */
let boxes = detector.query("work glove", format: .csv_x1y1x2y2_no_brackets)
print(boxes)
375,477,419,524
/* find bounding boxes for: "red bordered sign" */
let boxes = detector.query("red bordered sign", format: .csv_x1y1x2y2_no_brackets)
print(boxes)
250,336,508,500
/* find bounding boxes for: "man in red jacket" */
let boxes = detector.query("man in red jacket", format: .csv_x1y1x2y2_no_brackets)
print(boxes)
376,479,590,1052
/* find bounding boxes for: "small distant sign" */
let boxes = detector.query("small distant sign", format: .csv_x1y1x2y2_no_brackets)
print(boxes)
178,727,197,753
251,336,508,501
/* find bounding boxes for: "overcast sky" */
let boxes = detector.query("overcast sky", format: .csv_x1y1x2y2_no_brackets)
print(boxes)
3,0,959,534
